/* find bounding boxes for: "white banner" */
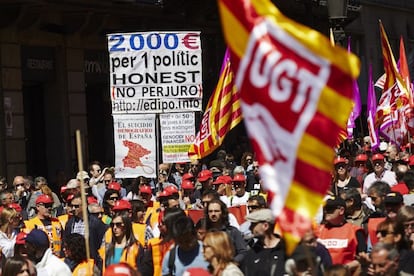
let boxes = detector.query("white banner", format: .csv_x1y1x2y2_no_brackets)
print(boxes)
160,112,195,163
108,31,202,114
113,114,157,178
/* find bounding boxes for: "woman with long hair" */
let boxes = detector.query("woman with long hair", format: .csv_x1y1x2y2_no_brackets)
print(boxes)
102,189,120,218
2,255,32,276
0,207,20,258
331,157,361,196
103,214,143,271
203,231,243,276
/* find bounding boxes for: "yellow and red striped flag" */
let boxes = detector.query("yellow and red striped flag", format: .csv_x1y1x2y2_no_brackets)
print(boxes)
218,0,359,253
188,49,242,159
376,21,411,145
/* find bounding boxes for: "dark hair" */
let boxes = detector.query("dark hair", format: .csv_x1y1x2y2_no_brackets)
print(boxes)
202,189,220,200
403,170,414,191
105,215,137,267
171,216,196,239
131,200,146,223
248,195,267,207
63,233,87,265
195,217,207,230
341,188,362,209
3,255,30,276
88,161,102,172
367,181,391,196
163,208,186,242
205,199,229,229
102,189,120,215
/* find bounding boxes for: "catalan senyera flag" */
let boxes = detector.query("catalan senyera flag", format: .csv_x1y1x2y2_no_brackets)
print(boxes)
218,0,359,253
188,49,242,159
376,21,411,145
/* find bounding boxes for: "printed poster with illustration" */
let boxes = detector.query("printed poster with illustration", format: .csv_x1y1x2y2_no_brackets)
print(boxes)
113,114,156,178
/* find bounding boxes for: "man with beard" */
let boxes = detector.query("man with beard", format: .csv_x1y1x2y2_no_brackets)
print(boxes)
24,194,63,256
241,208,286,276
63,192,108,271
205,198,247,263
25,229,71,276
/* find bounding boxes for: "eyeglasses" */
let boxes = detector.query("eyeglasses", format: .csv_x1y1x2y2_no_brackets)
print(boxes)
110,222,124,228
69,204,80,209
39,203,53,209
374,162,384,167
104,180,111,183
404,222,414,229
15,183,24,188
335,164,346,170
376,230,394,237
109,196,119,201
248,205,260,211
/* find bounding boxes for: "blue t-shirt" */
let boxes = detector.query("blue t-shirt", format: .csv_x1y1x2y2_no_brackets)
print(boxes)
161,240,209,276
108,247,123,265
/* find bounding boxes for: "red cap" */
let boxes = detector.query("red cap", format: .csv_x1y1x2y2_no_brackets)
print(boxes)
87,196,98,205
8,203,22,212
15,232,27,245
372,153,385,162
60,186,68,194
108,181,121,191
157,190,169,199
232,174,246,182
355,154,368,163
165,185,179,196
181,180,195,190
139,185,152,194
213,175,232,185
112,199,132,211
66,193,75,202
198,170,213,182
104,263,135,276
36,194,53,205
182,173,195,181
333,156,347,165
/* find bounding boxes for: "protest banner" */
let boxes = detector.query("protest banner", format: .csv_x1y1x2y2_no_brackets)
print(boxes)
160,112,195,163
113,114,157,178
107,32,203,114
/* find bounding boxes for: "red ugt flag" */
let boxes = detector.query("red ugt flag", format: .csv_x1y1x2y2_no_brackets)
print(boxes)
218,0,360,253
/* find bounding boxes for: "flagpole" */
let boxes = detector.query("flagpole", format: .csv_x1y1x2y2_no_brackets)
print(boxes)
75,130,91,263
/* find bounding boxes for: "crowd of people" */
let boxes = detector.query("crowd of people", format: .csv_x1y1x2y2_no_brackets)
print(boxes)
2,139,414,275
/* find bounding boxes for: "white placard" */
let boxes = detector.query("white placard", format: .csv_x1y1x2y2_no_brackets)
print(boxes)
160,112,195,163
113,114,157,178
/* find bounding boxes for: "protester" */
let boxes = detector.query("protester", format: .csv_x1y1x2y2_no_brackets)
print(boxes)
161,215,208,276
0,207,20,258
2,255,34,276
241,208,286,275
25,229,71,276
203,231,243,276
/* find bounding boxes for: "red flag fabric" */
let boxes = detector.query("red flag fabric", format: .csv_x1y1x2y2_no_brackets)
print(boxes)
376,22,411,145
218,0,359,253
188,50,242,159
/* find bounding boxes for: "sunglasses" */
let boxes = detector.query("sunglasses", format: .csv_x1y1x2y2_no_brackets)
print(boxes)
376,230,394,237
110,222,124,228
404,222,414,229
69,204,80,209
109,196,119,201
248,205,260,211
15,183,24,188
39,203,53,208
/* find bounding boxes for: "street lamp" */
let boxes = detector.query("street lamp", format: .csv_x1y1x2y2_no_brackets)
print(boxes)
327,0,348,45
